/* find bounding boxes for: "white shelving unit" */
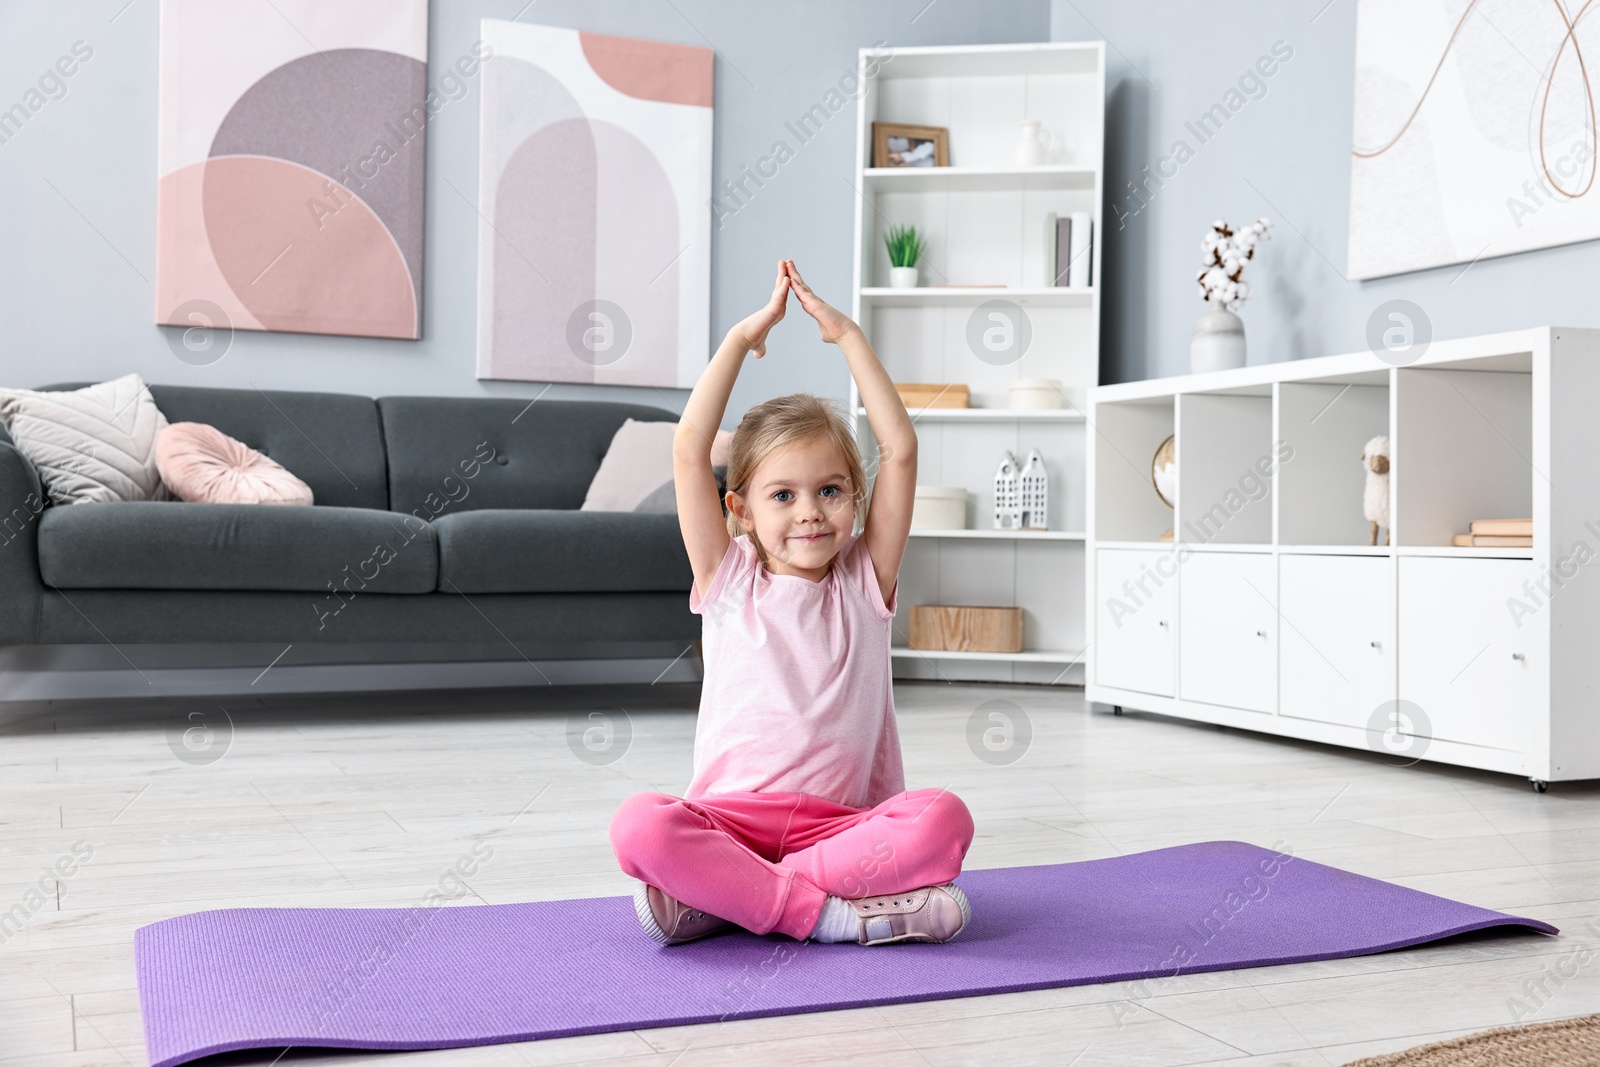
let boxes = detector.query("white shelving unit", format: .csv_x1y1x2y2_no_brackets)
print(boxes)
849,41,1105,684
1085,326,1600,788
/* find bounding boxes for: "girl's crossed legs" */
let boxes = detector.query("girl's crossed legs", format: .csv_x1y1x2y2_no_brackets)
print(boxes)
609,787,974,940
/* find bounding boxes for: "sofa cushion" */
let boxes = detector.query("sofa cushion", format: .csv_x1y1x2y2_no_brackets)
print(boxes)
28,383,389,510
378,397,679,517
433,509,689,593
0,374,172,504
37,502,436,592
581,421,734,513
156,422,315,505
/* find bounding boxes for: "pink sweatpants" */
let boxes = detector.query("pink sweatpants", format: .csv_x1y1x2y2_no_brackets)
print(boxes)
609,788,975,940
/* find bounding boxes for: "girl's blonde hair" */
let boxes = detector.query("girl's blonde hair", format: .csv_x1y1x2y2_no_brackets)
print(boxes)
723,393,868,553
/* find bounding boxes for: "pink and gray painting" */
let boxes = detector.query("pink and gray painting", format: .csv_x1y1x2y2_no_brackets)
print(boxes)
476,27,712,386
157,48,426,340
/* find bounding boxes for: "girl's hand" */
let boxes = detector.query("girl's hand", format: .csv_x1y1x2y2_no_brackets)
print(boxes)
785,259,856,344
734,261,790,358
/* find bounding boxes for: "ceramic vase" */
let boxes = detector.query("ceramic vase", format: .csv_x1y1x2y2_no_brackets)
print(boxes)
1190,303,1246,373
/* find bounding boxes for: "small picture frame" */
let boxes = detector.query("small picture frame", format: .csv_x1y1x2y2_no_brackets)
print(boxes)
872,122,949,168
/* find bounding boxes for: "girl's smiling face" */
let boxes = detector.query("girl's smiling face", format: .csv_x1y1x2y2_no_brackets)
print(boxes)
729,434,857,578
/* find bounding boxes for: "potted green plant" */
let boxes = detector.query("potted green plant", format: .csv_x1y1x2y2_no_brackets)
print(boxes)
884,224,925,288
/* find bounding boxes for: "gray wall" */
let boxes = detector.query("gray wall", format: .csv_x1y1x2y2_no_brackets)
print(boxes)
0,0,1051,424
1052,0,1600,385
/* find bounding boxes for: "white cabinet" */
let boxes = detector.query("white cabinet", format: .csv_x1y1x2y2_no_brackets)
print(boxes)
1095,549,1174,696
1178,553,1276,712
1398,557,1540,752
1089,329,1600,785
1279,554,1393,729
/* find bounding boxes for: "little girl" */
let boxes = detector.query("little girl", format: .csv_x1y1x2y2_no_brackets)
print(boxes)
609,259,975,947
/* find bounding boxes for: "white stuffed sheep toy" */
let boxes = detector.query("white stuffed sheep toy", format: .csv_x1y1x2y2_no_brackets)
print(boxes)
1361,434,1390,546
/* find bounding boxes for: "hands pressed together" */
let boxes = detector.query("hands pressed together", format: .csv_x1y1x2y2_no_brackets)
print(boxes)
735,259,857,357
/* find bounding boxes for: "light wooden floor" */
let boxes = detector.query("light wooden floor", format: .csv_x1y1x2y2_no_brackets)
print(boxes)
3,679,1597,1066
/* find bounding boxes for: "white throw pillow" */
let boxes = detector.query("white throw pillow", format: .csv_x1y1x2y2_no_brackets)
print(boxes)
581,419,731,513
0,374,173,504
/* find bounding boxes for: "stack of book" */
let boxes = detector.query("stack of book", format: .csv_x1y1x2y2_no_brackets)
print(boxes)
1043,211,1093,288
1452,518,1532,547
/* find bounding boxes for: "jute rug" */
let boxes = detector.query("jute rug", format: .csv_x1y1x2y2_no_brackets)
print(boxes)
1345,1012,1600,1066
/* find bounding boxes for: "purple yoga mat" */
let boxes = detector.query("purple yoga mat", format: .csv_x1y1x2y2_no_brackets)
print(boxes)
135,841,1556,1066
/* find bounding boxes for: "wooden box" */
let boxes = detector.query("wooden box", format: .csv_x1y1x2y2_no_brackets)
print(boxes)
896,382,970,409
908,605,1023,653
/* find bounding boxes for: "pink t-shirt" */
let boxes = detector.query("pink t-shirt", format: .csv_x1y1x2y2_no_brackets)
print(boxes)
686,531,905,809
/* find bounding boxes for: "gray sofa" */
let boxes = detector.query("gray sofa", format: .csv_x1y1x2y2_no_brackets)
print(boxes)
0,383,702,652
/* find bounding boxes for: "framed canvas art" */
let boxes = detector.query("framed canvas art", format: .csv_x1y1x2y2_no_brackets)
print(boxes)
475,19,713,387
1349,0,1600,279
155,0,429,340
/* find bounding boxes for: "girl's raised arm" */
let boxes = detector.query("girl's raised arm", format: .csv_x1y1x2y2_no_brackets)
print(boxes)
783,260,916,607
674,262,790,601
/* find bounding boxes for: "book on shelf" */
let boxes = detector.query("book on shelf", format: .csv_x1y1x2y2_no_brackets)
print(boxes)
1067,211,1092,288
1469,518,1532,536
1055,215,1072,286
1452,533,1533,547
1044,212,1060,285
1044,212,1094,288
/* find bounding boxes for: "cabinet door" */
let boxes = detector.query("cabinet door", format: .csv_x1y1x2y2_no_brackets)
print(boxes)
1398,557,1538,752
1179,552,1276,712
1279,554,1393,729
1096,549,1175,696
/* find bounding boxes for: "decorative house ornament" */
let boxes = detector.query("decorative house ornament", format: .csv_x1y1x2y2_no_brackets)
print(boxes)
1019,447,1048,529
993,449,1021,530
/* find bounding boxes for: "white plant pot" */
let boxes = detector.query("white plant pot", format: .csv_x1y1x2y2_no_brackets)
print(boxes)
1191,305,1246,374
888,266,919,289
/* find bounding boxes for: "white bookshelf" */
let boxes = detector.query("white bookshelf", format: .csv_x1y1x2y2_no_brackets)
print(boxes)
908,529,1085,541
860,286,1097,307
1085,326,1600,788
856,406,1085,423
848,41,1105,685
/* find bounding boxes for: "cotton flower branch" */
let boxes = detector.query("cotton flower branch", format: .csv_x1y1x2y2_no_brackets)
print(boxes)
1196,217,1272,311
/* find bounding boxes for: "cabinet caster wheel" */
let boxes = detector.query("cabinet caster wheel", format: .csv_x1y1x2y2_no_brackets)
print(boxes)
1531,778,1548,794
1112,705,1123,716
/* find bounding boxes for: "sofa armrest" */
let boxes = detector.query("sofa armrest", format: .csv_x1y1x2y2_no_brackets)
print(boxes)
0,443,45,644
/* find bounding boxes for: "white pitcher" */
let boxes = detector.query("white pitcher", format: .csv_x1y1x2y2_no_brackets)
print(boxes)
1016,120,1055,166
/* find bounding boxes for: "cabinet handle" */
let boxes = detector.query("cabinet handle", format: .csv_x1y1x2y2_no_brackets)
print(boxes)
1255,629,1267,638
1157,620,1169,628
1370,640,1382,650
1511,652,1526,661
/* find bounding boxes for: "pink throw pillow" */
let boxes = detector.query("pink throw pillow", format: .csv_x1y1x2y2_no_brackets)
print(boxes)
711,428,733,467
156,422,314,505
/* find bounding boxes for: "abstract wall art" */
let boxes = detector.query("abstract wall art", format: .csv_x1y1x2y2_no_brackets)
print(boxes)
155,0,429,340
475,19,713,386
1349,0,1600,280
